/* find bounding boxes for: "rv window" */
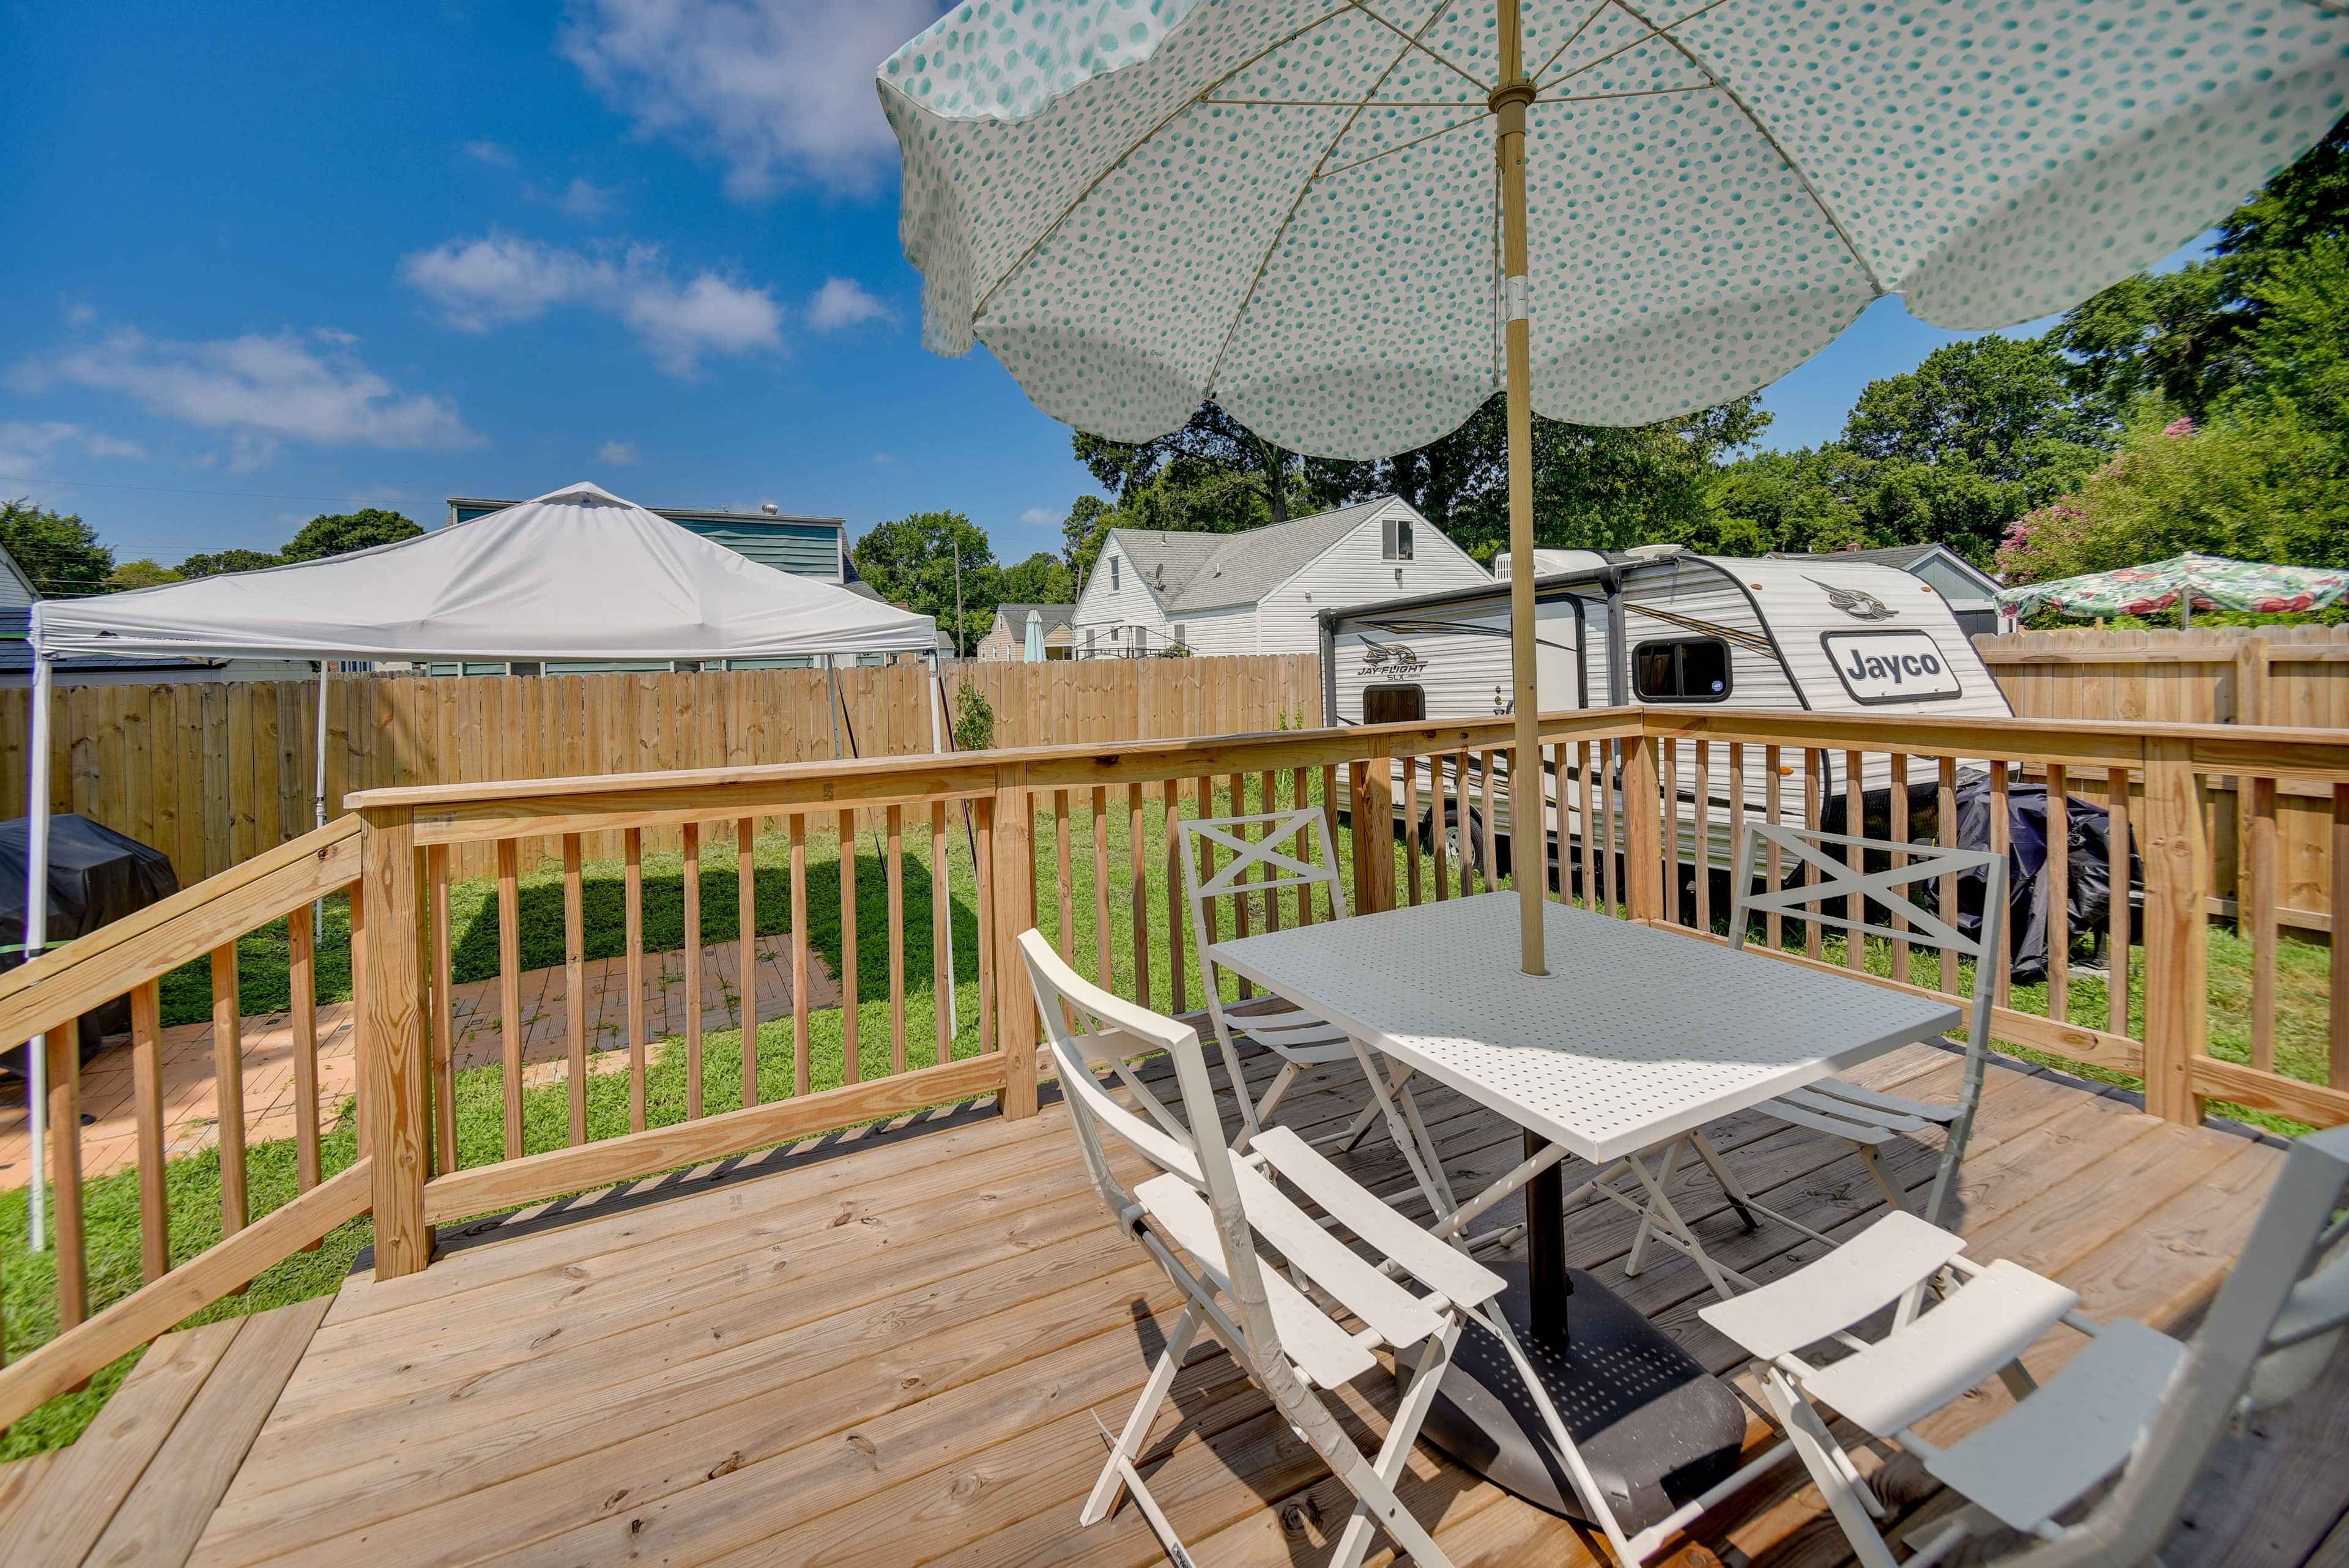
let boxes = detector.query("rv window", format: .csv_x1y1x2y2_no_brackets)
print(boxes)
1363,685,1425,725
1631,638,1731,702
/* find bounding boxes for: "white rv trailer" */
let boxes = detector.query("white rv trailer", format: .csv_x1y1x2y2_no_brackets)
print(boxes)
1318,546,2013,886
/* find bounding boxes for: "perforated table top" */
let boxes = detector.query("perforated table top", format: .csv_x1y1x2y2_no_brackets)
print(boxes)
1210,893,1961,1163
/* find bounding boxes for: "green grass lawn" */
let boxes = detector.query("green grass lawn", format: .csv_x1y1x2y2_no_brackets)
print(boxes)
6,780,2328,1454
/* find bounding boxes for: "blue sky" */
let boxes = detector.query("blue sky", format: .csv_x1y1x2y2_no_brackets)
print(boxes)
2,1,2208,571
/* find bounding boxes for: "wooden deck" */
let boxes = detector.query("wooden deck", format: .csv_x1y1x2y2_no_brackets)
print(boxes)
45,1042,2343,1568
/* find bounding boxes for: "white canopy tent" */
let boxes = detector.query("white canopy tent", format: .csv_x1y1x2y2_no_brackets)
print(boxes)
21,482,949,1244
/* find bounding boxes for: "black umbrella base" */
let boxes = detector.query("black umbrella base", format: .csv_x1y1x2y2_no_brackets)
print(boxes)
1420,1263,1748,1533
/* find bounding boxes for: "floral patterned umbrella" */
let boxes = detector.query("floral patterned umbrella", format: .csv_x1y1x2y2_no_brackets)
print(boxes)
1997,554,2349,620
878,0,2347,976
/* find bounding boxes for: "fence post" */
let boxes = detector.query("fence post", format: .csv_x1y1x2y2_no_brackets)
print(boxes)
992,762,1037,1118
2140,741,2210,1124
1623,731,1664,921
359,804,434,1276
2237,637,2271,727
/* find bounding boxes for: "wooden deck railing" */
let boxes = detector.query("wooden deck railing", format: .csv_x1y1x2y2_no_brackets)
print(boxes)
0,704,2341,1434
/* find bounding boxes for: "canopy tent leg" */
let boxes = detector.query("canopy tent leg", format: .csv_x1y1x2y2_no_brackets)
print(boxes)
928,653,959,1042
1494,0,1546,978
24,653,53,1250
313,662,330,942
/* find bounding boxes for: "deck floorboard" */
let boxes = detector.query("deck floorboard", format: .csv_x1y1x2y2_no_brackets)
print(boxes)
178,1046,2325,1568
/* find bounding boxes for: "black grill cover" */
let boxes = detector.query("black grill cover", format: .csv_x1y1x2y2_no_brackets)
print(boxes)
0,815,180,1072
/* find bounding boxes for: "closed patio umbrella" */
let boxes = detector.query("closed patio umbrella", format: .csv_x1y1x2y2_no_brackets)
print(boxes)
1998,552,2349,625
880,0,2347,979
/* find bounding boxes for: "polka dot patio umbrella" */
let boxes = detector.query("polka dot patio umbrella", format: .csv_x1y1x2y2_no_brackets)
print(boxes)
879,0,2347,973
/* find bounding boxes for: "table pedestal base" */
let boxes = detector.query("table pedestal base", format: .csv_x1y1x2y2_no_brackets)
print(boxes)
1421,1262,1748,1533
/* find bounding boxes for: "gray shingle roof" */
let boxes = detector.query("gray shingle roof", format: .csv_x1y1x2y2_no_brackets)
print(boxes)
993,603,1075,634
1110,498,1395,614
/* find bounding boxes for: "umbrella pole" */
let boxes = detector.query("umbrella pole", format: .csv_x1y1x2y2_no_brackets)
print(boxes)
1494,0,1546,978
24,652,51,1250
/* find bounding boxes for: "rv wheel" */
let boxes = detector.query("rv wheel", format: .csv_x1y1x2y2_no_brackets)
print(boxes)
1419,803,1487,879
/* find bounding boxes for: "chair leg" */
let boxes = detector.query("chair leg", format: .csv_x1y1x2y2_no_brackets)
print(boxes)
1346,1035,1452,1221
1242,1060,1302,1150
1687,1129,1761,1232
1082,1302,1203,1526
1326,1319,1464,1568
1761,1367,1898,1568
1326,1058,1415,1153
1852,1140,1911,1216
1622,1139,1683,1278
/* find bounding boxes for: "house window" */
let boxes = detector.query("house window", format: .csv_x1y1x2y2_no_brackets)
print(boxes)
1086,628,1097,655
1173,623,1187,650
1382,516,1415,561
1111,557,1120,591
1632,638,1732,702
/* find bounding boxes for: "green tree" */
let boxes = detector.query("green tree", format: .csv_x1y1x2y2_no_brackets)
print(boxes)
176,549,285,579
852,511,997,655
996,552,1074,606
1075,403,1312,524
280,508,423,562
103,559,183,592
0,499,114,597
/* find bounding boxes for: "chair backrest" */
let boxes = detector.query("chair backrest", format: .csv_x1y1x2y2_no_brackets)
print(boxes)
1017,927,1292,1371
1731,821,2006,1225
2003,1121,2349,1568
1178,806,1347,1042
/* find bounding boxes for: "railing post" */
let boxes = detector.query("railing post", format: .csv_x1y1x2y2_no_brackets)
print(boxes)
358,805,434,1276
1623,731,1664,921
2140,741,2210,1124
1352,739,1395,913
992,762,1037,1118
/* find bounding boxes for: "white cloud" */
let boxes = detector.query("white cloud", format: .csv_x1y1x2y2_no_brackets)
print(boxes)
1019,507,1058,527
464,139,519,168
806,277,891,334
0,422,146,481
598,440,639,464
12,329,476,467
556,177,619,218
558,0,946,198
400,235,782,375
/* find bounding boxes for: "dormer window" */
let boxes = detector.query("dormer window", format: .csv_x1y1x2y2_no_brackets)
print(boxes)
1382,516,1414,561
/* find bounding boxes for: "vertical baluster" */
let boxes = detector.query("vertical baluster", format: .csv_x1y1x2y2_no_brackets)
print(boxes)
1546,743,1566,903
1889,754,1911,988
1942,758,1962,997
564,833,587,1144
1195,775,1218,965
1802,751,1823,962
1128,782,1148,1005
837,810,858,1087
1597,740,1617,917
1576,741,1594,912
2250,775,2278,1073
1480,749,1499,893
291,897,327,1192
1092,787,1113,990
1450,749,1469,897
1845,749,1866,972
739,817,759,1107
1728,743,1746,940
1660,738,1677,923
1764,745,1783,951
497,837,522,1159
1163,780,1186,1011
1318,764,1340,920
975,797,996,1056
888,804,908,1077
2047,767,2071,1027
1260,770,1281,933
48,1021,86,1328
626,828,647,1131
349,877,368,1159
1431,752,1450,901
427,846,453,1175
132,980,168,1280
686,820,705,1115
212,945,248,1234
1055,789,1075,967
1990,762,2012,1011
935,800,955,1065
1693,740,1711,933
1227,773,1253,998
2331,784,2347,1087
1291,768,1313,926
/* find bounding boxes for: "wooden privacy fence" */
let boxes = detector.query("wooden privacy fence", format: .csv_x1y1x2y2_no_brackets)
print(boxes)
1981,626,2349,934
0,702,2342,1440
0,654,1320,885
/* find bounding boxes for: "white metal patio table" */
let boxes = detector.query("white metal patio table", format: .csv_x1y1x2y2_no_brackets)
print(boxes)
1208,890,1961,1540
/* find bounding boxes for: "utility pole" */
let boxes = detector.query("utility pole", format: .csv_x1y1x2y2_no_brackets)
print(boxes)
952,540,965,656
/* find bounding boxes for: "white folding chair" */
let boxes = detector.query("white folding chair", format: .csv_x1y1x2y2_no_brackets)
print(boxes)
1178,807,1456,1216
1697,1120,2349,1568
1022,928,1506,1568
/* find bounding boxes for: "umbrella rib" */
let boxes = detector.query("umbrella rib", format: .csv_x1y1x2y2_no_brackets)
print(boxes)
1603,0,1888,295
1201,0,1466,400
1315,111,1490,182
1527,0,1615,89
1538,0,1739,92
970,2,1364,325
1536,82,1712,103
1348,0,1493,94
1203,96,1485,106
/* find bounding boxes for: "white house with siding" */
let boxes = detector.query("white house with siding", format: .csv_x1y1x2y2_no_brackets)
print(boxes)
1070,497,1485,658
